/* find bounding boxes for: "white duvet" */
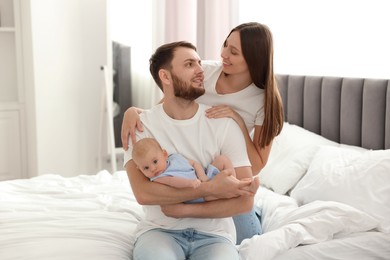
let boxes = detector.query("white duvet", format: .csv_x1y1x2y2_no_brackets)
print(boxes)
1,171,389,260
239,187,390,260
0,171,143,260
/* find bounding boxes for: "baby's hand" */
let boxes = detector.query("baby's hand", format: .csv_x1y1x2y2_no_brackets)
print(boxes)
192,179,201,188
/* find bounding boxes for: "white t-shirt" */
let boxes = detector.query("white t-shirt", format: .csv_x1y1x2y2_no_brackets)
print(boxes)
123,103,251,244
197,60,265,133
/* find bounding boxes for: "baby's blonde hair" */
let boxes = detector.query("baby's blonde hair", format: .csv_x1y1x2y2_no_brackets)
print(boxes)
132,138,163,163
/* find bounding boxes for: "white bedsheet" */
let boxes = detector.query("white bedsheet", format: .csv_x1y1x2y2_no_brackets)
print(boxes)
238,186,390,260
1,172,389,260
0,171,143,260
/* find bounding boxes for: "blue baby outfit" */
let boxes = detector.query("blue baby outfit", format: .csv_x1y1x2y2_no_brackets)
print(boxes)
151,153,219,203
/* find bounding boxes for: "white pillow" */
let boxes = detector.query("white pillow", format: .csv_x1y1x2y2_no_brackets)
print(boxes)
259,123,338,195
290,146,390,232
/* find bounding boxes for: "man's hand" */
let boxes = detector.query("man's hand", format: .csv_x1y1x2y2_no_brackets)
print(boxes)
160,170,258,219
206,169,254,199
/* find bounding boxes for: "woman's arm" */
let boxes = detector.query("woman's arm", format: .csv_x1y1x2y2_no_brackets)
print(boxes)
205,105,272,174
251,125,273,174
121,107,144,150
122,98,166,150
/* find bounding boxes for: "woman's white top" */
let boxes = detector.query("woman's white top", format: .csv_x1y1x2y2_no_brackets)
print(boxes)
197,60,265,133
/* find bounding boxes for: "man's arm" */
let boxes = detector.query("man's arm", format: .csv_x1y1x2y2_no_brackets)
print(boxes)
126,160,253,205
161,166,256,218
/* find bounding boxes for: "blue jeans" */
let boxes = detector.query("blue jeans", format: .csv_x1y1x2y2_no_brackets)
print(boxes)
133,228,239,260
233,207,262,245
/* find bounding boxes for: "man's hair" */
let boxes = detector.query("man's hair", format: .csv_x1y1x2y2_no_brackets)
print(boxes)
149,41,197,90
132,138,163,163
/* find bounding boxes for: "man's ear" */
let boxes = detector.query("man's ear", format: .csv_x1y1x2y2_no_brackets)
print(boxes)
159,69,171,85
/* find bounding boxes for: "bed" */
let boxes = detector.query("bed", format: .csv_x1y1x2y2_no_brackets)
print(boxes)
1,75,389,260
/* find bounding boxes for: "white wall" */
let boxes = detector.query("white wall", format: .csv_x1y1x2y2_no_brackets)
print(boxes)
239,0,390,79
26,0,109,176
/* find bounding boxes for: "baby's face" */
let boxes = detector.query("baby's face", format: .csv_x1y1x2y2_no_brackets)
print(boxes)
136,149,168,178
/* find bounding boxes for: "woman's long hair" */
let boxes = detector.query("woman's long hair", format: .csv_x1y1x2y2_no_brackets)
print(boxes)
226,22,284,148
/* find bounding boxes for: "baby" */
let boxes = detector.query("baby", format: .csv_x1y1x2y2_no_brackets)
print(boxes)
132,137,258,203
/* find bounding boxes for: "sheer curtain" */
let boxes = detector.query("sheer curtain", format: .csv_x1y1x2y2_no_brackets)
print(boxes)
110,0,239,108
196,0,238,60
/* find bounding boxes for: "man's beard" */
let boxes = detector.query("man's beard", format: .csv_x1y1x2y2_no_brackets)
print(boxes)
171,73,205,101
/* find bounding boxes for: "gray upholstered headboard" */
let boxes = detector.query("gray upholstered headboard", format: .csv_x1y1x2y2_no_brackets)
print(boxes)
276,74,390,150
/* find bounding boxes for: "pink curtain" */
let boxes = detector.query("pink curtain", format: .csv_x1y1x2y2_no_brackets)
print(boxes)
196,0,238,60
153,0,238,60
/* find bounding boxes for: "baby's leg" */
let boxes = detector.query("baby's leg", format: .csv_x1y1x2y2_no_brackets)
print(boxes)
211,155,235,175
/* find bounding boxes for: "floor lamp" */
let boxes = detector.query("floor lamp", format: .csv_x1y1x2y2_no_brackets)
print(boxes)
99,65,117,174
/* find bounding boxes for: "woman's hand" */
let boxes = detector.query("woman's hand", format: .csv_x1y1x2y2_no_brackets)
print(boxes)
205,105,240,122
121,107,144,150
205,105,245,128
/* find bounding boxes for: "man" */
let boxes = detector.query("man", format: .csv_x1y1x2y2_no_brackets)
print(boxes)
124,41,257,260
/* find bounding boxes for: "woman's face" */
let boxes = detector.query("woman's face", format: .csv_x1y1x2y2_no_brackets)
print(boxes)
220,31,249,76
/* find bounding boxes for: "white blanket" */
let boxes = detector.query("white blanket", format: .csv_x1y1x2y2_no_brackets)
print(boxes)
0,171,144,260
1,172,389,260
238,187,384,260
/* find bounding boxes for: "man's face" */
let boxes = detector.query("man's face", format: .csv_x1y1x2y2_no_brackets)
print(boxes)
170,47,205,101
171,72,205,100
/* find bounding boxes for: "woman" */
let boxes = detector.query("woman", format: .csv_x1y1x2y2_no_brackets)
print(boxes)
121,22,284,244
